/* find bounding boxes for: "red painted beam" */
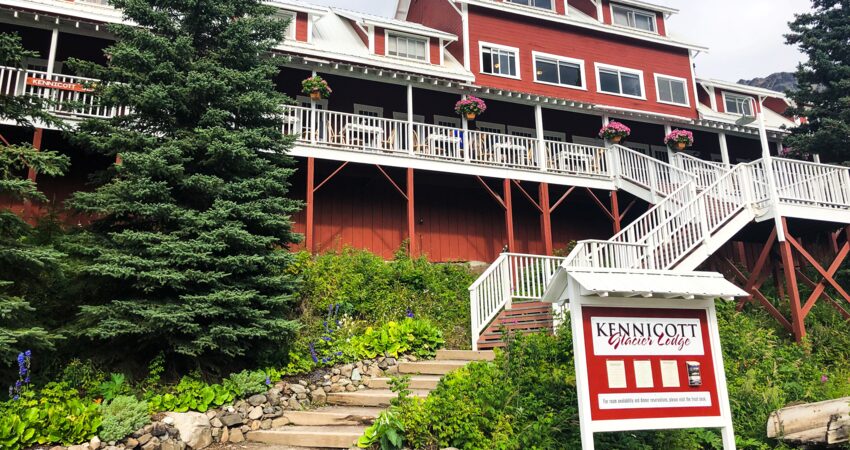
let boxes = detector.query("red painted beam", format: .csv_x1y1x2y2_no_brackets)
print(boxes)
504,178,515,252
305,157,315,253
539,182,553,256
407,168,416,256
611,190,621,234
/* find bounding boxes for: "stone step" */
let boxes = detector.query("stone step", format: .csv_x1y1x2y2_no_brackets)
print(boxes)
436,349,495,361
282,406,385,426
369,375,442,390
398,360,468,375
248,425,365,448
326,389,429,407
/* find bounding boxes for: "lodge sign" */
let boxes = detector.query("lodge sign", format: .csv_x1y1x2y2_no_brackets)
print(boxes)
26,76,95,93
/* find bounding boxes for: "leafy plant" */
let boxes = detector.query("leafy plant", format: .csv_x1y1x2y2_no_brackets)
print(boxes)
99,395,150,442
358,410,406,450
223,370,269,397
97,373,130,402
350,319,444,360
301,75,332,98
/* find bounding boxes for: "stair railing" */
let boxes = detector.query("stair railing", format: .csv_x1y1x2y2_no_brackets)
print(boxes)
611,144,694,201
672,152,731,190
468,253,565,350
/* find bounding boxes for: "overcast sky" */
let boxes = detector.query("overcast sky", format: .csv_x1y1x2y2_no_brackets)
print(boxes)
307,0,812,82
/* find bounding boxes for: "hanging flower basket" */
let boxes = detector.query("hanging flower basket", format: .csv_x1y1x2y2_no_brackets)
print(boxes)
598,121,631,144
664,129,695,151
302,76,332,100
455,96,487,121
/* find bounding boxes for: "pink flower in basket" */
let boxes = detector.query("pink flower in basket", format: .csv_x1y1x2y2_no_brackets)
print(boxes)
664,129,695,150
598,121,631,142
455,96,487,118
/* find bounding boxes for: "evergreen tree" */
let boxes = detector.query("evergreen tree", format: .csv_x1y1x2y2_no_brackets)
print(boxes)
67,0,302,367
785,0,850,163
0,32,69,363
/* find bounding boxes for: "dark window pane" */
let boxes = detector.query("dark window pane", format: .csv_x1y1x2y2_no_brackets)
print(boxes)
559,63,582,87
507,54,517,76
671,81,687,104
534,0,552,8
621,73,642,96
634,13,655,31
482,50,493,73
537,59,558,83
599,70,620,93
612,7,630,26
725,98,738,114
658,78,672,102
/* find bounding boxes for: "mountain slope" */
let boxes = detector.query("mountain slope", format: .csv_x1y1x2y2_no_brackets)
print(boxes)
738,72,797,93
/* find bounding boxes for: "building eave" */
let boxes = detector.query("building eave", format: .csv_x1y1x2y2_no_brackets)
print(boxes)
457,0,708,52
610,0,679,15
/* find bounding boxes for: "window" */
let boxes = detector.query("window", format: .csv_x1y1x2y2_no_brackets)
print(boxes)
655,74,689,106
596,64,645,99
724,93,754,116
387,32,428,61
354,104,384,117
481,43,520,79
476,121,506,134
434,115,461,128
534,52,585,89
611,4,657,33
280,12,297,40
506,0,553,10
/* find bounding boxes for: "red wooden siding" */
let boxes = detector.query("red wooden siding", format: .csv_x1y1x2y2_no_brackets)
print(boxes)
406,0,464,64
430,39,442,65
764,97,791,117
714,89,725,113
468,7,697,118
698,84,712,108
295,12,309,42
374,27,386,55
350,19,369,47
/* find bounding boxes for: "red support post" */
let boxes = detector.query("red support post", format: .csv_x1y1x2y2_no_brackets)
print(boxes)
28,128,43,182
504,178,515,252
779,219,806,342
539,182,553,256
611,190,621,234
305,157,315,254
407,168,416,256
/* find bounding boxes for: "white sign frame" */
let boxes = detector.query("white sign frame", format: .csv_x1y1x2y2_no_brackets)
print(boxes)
567,279,736,450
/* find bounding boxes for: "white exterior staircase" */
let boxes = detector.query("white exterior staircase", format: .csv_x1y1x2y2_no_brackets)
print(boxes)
470,146,850,350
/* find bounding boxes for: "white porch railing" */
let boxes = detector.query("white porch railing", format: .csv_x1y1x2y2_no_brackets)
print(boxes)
0,65,124,120
772,158,850,210
672,152,729,190
284,105,614,180
468,253,565,350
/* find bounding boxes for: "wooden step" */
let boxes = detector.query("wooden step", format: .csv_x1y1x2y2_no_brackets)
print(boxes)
398,360,468,375
369,375,442,390
281,406,384,427
248,425,364,448
436,349,495,361
326,389,429,407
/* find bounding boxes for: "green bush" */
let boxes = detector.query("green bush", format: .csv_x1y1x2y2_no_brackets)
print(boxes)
295,249,475,349
0,383,102,450
145,369,271,414
349,319,445,360
223,370,270,397
99,395,150,442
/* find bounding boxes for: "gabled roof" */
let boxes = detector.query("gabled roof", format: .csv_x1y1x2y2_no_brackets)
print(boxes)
698,78,790,102
333,7,458,42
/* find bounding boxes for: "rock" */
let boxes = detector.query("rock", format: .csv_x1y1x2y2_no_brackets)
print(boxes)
250,420,261,431
378,360,389,370
368,366,383,378
220,426,229,443
385,357,397,366
261,419,272,430
141,436,159,450
69,445,89,450
219,414,243,427
385,365,399,375
298,380,308,386
312,388,327,406
288,397,301,410
151,423,168,437
49,446,64,450
124,438,139,449
289,384,307,395
247,394,267,406
240,425,250,434
351,368,362,381
205,410,217,419
229,428,245,443
162,416,175,426
267,388,282,405
248,405,263,420
271,417,290,428
332,368,341,375
330,385,345,393
166,412,212,450
210,418,223,428
160,439,185,450
346,384,357,392
90,436,102,450
263,406,274,414
407,355,419,362
137,434,153,446
341,364,354,378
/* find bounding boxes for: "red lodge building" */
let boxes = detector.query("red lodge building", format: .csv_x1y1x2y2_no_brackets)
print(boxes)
1,0,848,348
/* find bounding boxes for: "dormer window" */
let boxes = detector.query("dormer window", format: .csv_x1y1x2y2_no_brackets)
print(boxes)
611,4,657,33
387,32,428,61
724,93,754,116
507,0,554,11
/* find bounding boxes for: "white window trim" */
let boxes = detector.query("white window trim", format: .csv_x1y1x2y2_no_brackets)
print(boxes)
595,62,646,100
476,121,506,133
280,11,297,40
384,29,431,63
532,51,587,91
296,96,328,109
354,104,384,117
721,91,755,117
479,41,522,80
508,125,537,137
393,112,426,123
609,3,658,34
653,73,690,108
504,0,557,13
433,114,461,128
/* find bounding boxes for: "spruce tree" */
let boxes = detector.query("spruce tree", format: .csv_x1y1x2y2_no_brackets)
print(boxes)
67,0,302,367
0,32,68,363
785,0,850,163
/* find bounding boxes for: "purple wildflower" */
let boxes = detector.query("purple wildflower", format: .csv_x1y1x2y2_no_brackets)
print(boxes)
821,375,829,383
309,343,318,363
265,377,271,386
406,308,414,319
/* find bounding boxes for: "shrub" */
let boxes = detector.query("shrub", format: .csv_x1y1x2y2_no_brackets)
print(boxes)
295,249,474,349
99,395,150,442
223,370,270,397
350,319,445,360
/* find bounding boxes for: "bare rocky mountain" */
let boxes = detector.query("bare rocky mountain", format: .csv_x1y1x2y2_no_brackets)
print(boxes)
738,72,798,94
